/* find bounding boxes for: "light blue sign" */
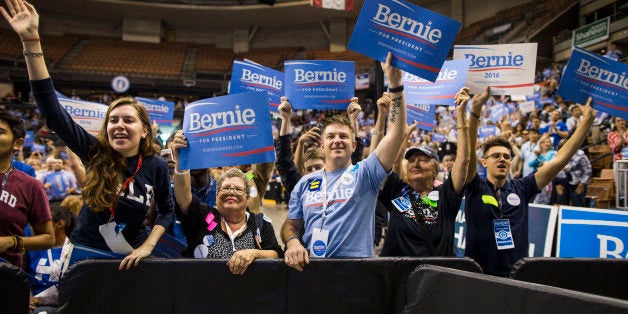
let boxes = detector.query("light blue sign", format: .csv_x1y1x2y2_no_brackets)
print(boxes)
432,133,446,143
558,46,628,121
24,131,34,148
557,206,628,258
178,92,275,170
32,143,46,154
136,97,175,127
403,59,469,105
407,103,435,131
230,60,284,113
489,102,508,123
478,125,498,138
348,0,461,82
284,60,355,110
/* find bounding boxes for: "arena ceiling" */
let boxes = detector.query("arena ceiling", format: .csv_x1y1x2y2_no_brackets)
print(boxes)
31,0,444,30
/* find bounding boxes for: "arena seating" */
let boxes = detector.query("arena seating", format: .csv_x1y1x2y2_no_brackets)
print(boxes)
0,263,30,314
196,44,235,73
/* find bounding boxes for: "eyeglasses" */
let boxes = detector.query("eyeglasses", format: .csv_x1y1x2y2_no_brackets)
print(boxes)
485,152,512,161
219,186,246,195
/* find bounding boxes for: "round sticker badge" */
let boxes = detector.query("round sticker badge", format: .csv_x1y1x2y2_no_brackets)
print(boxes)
507,193,521,206
312,240,327,257
193,244,209,258
203,234,215,247
340,173,354,185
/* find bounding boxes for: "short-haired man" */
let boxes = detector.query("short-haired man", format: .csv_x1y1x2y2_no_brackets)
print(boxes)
281,53,406,270
0,109,54,268
465,88,595,276
541,109,569,150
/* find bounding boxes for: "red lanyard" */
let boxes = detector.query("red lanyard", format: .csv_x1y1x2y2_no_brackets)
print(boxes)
108,154,143,220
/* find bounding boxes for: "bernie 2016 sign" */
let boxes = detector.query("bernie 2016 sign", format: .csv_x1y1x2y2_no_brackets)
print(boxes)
136,97,175,127
402,59,469,106
557,46,628,121
348,0,461,82
284,60,355,110
178,91,275,170
230,59,284,114
454,43,537,95
56,91,108,136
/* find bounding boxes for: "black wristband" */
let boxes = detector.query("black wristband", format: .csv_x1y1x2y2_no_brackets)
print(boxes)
470,111,481,119
388,85,404,93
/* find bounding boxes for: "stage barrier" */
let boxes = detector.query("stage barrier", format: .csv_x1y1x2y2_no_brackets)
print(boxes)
58,258,481,313
404,265,628,314
0,263,30,314
509,258,628,300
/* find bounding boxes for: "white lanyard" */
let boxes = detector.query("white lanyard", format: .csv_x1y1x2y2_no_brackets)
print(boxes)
223,212,249,252
320,166,351,229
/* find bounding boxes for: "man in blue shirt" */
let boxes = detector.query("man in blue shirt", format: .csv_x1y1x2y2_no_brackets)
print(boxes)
464,88,596,276
540,109,569,150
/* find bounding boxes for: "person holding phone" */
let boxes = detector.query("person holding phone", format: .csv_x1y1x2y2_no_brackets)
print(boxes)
1,0,174,270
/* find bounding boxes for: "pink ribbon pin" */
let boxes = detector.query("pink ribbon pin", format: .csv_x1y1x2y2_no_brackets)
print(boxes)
205,212,218,231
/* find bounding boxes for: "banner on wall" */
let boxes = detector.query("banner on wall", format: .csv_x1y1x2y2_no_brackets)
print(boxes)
284,60,355,110
347,0,461,82
136,97,175,127
453,43,537,95
407,103,436,131
557,206,628,258
178,92,275,170
230,60,285,113
557,46,628,121
402,59,469,105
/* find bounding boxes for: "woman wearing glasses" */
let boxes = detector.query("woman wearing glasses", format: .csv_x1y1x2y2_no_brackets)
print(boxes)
171,130,282,275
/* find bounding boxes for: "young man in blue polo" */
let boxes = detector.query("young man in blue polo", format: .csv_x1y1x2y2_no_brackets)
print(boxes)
464,87,595,276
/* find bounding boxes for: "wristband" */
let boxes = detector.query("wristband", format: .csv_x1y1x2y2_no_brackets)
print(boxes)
21,38,40,42
388,85,404,93
371,130,384,136
286,235,299,244
470,111,481,119
457,125,469,129
23,51,44,57
174,169,190,176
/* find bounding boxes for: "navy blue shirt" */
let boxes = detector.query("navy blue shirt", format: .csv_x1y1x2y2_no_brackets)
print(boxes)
31,78,175,251
464,173,539,276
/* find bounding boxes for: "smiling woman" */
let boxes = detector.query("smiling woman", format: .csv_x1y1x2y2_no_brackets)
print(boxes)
1,0,175,270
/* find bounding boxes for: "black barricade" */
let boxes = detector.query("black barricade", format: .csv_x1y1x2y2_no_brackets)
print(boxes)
509,257,628,300
404,265,628,314
0,263,30,314
58,257,481,314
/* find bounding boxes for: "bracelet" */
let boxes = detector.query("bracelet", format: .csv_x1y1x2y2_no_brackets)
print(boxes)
174,169,190,176
21,38,40,42
12,235,24,252
388,85,404,93
470,111,481,120
457,125,469,129
286,235,299,244
371,130,384,136
23,51,44,57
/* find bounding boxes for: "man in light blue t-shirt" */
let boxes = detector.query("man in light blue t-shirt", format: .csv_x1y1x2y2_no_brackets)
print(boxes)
281,53,407,271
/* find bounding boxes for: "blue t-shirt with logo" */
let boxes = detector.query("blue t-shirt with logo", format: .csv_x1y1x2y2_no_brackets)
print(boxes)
287,153,389,257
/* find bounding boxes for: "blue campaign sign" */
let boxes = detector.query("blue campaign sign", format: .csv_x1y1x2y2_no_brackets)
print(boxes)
407,103,436,131
402,59,469,105
230,60,284,113
557,206,628,258
24,131,34,148
558,46,628,121
432,132,446,143
32,143,46,154
528,204,558,257
348,0,461,82
478,125,497,138
284,60,355,110
489,102,508,123
178,92,275,170
136,97,175,127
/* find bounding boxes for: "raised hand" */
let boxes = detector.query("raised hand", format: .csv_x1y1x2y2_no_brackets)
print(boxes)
347,97,362,121
381,52,402,87
471,86,490,115
579,97,596,122
0,0,39,39
377,92,392,114
454,87,471,111
278,96,292,121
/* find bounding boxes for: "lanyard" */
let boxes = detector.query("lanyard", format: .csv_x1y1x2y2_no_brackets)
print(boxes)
108,154,143,221
0,164,13,192
320,165,351,229
223,212,249,252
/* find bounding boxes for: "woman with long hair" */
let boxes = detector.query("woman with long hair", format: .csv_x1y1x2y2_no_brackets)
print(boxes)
2,0,174,269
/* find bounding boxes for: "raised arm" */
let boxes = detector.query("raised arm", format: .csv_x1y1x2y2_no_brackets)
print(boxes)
295,126,321,174
347,98,364,164
1,0,49,80
392,121,416,176
535,98,595,189
466,86,490,184
369,93,391,154
374,53,406,171
451,88,471,195
170,130,193,214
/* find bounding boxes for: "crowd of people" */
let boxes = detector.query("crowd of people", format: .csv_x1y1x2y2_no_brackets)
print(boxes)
0,0,624,313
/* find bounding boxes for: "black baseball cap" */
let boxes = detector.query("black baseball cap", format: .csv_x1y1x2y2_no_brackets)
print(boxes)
404,146,440,162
